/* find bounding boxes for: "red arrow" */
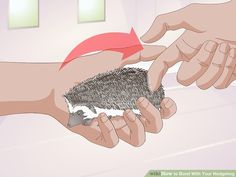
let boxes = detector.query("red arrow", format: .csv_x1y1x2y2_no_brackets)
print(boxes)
59,28,143,70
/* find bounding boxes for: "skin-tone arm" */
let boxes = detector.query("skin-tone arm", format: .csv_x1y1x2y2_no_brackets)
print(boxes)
141,0,236,91
0,45,177,148
0,62,57,115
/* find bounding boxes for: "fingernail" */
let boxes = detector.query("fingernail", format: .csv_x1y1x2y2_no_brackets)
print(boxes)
164,99,172,109
205,41,217,52
137,97,145,104
137,97,149,109
99,113,108,123
229,48,236,58
125,109,136,122
219,43,229,54
161,98,169,107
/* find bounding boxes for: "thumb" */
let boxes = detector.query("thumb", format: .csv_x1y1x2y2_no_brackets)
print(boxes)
141,4,199,43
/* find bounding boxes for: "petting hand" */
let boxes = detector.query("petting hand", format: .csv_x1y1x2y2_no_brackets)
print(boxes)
141,0,236,91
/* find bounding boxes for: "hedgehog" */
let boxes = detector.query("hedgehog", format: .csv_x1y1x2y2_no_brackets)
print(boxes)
64,67,165,127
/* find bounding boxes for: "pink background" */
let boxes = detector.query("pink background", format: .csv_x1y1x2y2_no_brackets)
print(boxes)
0,0,235,177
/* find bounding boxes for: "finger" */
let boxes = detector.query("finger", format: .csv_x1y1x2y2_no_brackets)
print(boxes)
111,115,137,145
123,109,145,147
147,31,203,91
97,113,119,148
141,4,199,43
111,116,142,146
148,44,182,92
214,48,236,89
225,69,236,87
136,97,163,133
196,43,230,89
177,40,218,86
110,116,127,130
121,45,166,67
116,125,131,140
160,97,177,119
140,45,167,61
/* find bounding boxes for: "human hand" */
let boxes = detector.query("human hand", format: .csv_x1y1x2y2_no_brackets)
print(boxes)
46,45,177,148
110,97,176,147
141,0,236,91
61,96,176,148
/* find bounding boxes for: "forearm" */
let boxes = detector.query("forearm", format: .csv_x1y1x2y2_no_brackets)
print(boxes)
0,62,58,116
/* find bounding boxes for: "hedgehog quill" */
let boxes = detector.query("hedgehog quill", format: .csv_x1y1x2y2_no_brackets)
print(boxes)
64,67,165,127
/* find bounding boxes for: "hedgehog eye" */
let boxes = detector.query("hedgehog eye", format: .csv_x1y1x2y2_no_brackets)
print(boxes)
76,110,87,118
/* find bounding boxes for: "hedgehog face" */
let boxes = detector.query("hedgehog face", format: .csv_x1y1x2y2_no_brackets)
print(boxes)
67,110,87,127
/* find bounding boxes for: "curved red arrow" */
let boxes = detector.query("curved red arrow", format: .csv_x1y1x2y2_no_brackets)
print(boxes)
59,28,143,70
